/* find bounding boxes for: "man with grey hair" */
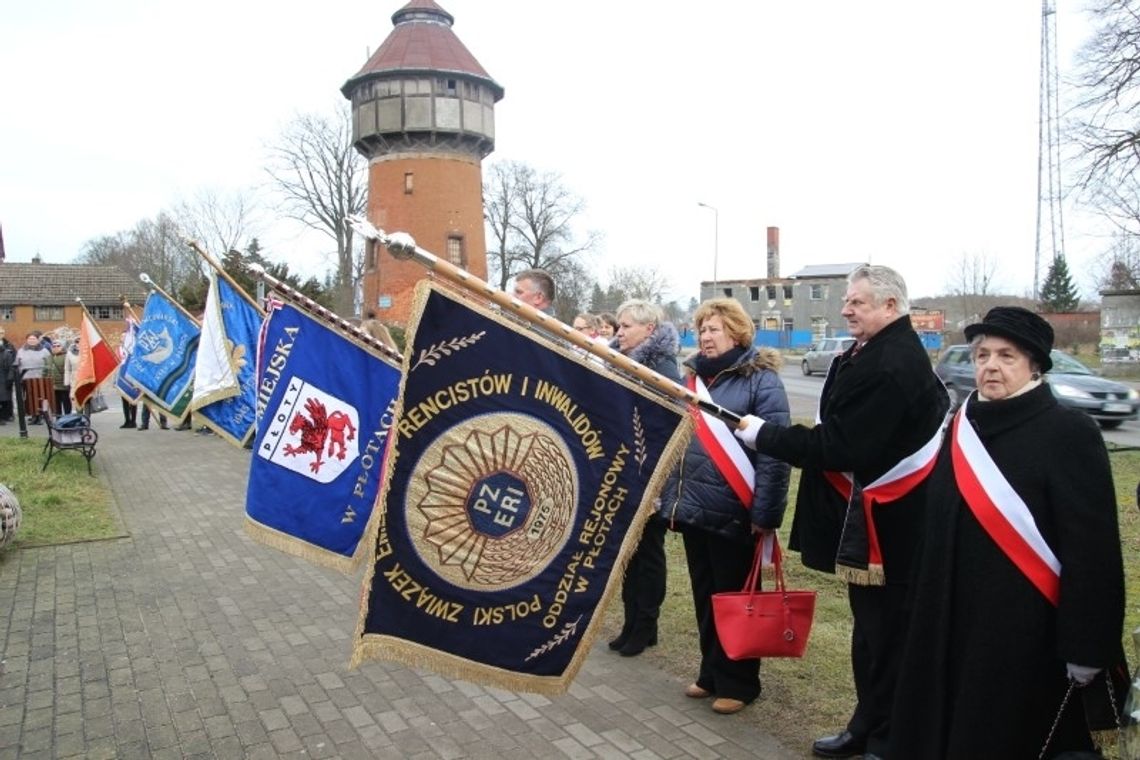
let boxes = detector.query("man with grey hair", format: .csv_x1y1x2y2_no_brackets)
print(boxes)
511,269,556,315
734,264,948,759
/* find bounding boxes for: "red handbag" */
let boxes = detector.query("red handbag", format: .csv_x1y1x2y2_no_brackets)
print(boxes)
711,535,816,659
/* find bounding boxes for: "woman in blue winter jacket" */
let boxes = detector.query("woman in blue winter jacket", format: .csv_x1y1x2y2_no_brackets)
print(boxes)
659,297,791,715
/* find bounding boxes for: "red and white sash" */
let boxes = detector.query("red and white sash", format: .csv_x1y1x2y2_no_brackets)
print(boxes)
949,399,1060,606
689,375,755,509
687,375,775,564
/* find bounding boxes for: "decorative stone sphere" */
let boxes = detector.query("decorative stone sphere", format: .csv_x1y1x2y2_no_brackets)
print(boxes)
0,483,21,551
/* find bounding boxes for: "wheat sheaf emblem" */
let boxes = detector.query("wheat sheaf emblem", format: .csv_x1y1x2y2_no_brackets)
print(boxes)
632,407,648,474
524,615,582,662
411,331,487,372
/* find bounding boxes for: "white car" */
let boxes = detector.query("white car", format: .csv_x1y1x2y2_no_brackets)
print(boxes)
801,338,856,376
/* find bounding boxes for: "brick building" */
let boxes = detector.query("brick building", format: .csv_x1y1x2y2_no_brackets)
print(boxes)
699,227,864,343
0,259,148,347
342,0,502,325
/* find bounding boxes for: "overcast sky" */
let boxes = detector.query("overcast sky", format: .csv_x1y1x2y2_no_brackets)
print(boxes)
1,1,1110,304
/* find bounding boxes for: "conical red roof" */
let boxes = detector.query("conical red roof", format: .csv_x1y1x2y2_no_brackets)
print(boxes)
343,0,502,99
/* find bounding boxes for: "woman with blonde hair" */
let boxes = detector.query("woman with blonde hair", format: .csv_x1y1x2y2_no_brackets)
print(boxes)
608,299,680,656
659,298,790,714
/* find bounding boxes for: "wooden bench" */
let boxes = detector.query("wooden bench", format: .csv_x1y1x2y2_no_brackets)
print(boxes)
41,400,99,476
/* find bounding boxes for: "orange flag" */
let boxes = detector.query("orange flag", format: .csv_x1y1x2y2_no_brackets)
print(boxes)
73,310,120,408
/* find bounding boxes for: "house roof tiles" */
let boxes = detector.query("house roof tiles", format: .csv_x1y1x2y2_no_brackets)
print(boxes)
0,263,150,306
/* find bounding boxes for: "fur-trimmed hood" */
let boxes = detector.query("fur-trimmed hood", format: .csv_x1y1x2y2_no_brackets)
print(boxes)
627,321,680,368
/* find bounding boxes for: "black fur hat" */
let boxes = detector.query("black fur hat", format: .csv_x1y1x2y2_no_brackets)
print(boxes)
964,306,1054,373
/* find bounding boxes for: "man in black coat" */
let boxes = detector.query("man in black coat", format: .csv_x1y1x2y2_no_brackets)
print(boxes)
734,265,949,759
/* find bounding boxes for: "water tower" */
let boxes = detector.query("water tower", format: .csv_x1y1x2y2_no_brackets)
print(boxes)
342,0,503,324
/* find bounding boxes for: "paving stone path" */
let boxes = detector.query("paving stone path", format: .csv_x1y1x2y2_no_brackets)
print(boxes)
0,414,796,759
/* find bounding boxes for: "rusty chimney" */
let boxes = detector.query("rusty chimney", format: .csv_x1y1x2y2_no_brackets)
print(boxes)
766,226,779,279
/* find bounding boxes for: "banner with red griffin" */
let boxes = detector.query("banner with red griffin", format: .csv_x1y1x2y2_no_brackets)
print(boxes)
244,300,402,573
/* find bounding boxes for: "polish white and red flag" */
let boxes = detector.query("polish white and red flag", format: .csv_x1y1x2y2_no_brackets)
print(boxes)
73,310,120,408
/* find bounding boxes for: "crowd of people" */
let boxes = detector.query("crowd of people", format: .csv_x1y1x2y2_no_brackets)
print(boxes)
0,329,81,425
2,264,1127,759
564,266,1125,759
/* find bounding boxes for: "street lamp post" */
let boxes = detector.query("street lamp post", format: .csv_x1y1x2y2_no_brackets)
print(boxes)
697,202,719,295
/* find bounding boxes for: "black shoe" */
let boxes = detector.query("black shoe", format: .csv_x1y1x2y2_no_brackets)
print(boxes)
608,621,633,651
159,424,169,430
120,421,136,429
811,731,866,759
137,426,148,430
618,625,658,657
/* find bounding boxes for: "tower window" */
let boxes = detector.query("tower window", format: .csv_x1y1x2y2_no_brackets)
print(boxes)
436,77,458,96
404,172,414,194
447,235,466,268
366,239,377,271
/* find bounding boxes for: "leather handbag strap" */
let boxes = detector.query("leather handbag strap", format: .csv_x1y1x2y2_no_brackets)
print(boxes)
742,534,786,606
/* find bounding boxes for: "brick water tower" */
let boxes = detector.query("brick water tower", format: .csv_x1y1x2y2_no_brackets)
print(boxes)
342,0,503,325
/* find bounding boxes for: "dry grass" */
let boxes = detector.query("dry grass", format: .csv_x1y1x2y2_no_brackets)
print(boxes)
604,456,1140,758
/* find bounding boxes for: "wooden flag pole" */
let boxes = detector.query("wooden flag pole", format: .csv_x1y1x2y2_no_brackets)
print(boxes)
183,239,266,315
346,215,744,427
138,274,201,325
245,264,404,365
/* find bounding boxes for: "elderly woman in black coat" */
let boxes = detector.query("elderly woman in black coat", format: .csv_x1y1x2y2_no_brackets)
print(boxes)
890,307,1126,759
659,298,791,715
606,299,681,657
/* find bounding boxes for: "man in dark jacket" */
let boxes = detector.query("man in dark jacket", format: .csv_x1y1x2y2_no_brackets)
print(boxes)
734,265,949,759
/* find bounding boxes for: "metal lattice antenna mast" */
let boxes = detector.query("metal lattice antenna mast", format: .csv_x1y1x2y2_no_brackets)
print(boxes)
1035,0,1067,300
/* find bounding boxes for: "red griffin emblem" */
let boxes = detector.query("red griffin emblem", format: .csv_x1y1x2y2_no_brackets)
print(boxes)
282,397,357,473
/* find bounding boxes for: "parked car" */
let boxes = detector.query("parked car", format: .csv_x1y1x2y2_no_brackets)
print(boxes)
801,338,856,376
934,344,1140,429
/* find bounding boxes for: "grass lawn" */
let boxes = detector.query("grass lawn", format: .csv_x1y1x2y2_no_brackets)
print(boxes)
0,436,125,548
606,453,1140,757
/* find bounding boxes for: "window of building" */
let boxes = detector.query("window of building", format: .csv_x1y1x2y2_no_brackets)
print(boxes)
749,286,760,302
766,285,777,300
404,172,414,194
34,306,64,321
0,307,13,321
447,235,466,268
810,284,824,300
721,287,733,298
783,285,793,303
90,306,123,321
436,77,458,96
366,240,378,271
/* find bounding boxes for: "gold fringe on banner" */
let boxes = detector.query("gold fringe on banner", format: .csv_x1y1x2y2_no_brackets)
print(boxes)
243,518,366,576
349,280,694,695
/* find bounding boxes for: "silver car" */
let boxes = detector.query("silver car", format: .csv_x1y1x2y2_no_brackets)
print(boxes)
934,345,1140,429
801,338,856,376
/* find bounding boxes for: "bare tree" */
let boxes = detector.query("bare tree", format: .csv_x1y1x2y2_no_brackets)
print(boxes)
943,252,1001,327
265,103,367,316
484,161,523,291
1072,0,1140,235
606,265,672,304
483,160,600,290
1094,232,1140,290
77,211,200,297
172,188,258,262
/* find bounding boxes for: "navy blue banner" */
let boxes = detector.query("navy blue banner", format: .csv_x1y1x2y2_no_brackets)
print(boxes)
352,283,691,694
245,301,402,572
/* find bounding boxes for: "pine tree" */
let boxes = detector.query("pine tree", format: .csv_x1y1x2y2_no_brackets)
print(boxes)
1039,255,1079,312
